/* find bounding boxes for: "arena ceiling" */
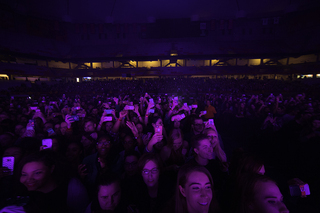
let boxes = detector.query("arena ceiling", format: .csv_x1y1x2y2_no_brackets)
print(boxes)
2,0,319,23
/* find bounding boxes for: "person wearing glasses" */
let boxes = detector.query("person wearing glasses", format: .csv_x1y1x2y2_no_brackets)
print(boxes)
127,153,174,213
184,117,205,147
79,134,119,199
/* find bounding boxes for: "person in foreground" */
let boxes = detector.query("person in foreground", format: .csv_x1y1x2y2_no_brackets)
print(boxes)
236,173,289,213
174,164,220,213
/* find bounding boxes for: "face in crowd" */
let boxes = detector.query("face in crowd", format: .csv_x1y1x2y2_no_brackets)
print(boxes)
60,122,68,135
66,142,82,163
141,160,159,188
105,121,113,132
136,123,143,134
98,182,121,211
20,161,54,193
84,121,96,133
179,170,213,213
96,137,112,157
249,180,289,213
172,136,183,151
123,135,135,151
206,129,219,148
124,155,139,176
192,118,204,134
194,138,214,161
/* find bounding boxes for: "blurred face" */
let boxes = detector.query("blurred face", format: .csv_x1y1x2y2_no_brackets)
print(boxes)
132,116,138,124
124,155,138,176
92,108,98,115
51,138,59,152
179,171,213,213
142,160,159,188
60,122,68,135
174,120,181,129
312,119,320,130
84,121,96,133
81,136,94,150
96,138,111,157
194,139,213,160
105,122,113,132
193,119,204,133
172,137,183,151
15,124,25,136
44,123,53,132
152,119,163,128
206,130,218,148
54,124,60,134
20,161,53,192
206,101,211,106
136,123,143,133
250,181,289,213
98,183,121,211
66,143,82,162
123,135,135,151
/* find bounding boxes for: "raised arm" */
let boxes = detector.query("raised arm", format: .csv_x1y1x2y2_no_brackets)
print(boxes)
112,110,127,133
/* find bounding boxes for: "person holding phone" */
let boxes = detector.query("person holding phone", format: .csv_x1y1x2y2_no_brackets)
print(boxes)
146,117,166,153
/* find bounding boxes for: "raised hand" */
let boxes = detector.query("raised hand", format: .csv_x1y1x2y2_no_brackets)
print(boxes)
77,164,88,179
119,110,128,119
126,121,139,137
149,133,163,145
113,97,119,105
98,157,106,169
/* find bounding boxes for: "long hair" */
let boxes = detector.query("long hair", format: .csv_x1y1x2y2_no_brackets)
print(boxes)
175,164,220,213
203,128,227,163
235,173,276,213
229,149,264,182
138,152,163,174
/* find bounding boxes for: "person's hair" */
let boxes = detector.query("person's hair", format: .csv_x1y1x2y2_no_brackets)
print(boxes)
150,116,162,125
229,149,264,182
203,128,227,163
138,152,163,174
97,134,112,144
167,128,183,147
16,150,65,188
192,117,203,125
91,173,121,212
175,164,219,213
124,150,140,161
191,133,209,150
66,140,84,161
84,118,96,126
236,173,276,213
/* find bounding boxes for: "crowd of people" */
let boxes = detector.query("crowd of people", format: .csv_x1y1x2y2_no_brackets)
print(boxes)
0,78,319,213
